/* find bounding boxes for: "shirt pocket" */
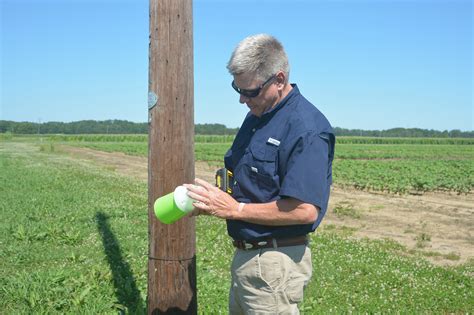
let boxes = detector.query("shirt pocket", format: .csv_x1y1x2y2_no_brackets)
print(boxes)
248,143,279,177
245,143,280,201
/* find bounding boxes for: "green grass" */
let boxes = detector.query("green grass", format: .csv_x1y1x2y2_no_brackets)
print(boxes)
1,141,473,313
302,237,473,313
0,144,148,313
19,134,471,194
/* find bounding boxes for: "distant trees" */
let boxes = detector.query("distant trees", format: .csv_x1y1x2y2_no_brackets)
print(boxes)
0,120,472,137
0,120,239,135
194,123,239,135
0,120,148,134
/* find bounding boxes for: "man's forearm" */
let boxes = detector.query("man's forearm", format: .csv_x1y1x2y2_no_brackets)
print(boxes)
230,198,319,226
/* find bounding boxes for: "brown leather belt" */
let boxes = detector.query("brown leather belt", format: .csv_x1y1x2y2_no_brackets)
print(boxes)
232,235,309,250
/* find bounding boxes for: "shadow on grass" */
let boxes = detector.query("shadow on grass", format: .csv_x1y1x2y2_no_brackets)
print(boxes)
95,212,145,314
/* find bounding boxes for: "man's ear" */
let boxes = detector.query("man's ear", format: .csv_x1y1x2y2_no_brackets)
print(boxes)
275,71,286,89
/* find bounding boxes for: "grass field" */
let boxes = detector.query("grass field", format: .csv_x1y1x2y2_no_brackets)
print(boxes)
15,134,474,194
1,139,473,313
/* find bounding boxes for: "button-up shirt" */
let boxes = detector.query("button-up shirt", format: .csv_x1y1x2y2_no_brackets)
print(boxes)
224,84,335,240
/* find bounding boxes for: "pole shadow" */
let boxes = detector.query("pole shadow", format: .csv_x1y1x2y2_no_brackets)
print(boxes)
95,212,145,314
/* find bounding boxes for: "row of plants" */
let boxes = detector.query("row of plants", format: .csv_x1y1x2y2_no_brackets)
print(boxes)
3,133,473,145
334,159,473,194
57,139,473,194
2,134,472,194
335,144,473,160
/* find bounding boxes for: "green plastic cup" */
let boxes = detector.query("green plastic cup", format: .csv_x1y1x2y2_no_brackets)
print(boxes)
154,186,195,224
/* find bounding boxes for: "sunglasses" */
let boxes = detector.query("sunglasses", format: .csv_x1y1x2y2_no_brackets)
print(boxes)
231,75,276,98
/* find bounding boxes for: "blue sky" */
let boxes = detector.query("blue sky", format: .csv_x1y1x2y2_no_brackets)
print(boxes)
1,0,472,131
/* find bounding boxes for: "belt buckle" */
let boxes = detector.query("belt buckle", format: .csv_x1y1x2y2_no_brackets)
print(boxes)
244,241,253,250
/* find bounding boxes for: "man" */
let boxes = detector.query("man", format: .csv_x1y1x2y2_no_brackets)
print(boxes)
185,34,335,314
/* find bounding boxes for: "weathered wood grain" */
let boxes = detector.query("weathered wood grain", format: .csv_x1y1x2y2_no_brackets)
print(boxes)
148,0,196,313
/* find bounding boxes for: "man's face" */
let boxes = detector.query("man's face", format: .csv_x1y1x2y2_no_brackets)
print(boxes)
232,73,279,117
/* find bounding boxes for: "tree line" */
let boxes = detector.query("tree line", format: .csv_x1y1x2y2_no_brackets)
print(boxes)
0,120,472,138
0,120,239,136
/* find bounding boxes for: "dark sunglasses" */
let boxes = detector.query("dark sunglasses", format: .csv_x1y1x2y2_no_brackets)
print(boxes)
231,75,276,98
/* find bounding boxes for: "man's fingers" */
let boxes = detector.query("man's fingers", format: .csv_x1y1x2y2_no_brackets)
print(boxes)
187,191,207,203
193,201,210,210
184,183,201,193
185,184,209,197
195,178,215,190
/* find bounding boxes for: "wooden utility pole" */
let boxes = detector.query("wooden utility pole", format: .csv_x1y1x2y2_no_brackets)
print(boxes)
148,0,196,314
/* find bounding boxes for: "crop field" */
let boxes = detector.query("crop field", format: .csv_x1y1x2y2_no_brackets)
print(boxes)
1,136,473,313
20,134,474,194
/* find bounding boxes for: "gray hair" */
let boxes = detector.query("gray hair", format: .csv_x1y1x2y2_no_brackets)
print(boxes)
227,34,290,82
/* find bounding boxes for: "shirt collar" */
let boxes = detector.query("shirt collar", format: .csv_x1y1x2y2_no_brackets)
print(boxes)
260,83,299,118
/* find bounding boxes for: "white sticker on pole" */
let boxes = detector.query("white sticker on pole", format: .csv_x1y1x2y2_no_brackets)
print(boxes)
148,91,158,110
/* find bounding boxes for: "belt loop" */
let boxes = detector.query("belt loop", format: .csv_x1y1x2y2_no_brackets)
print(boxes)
272,238,277,248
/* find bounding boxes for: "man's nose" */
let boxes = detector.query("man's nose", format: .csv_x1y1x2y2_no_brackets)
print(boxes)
239,94,249,104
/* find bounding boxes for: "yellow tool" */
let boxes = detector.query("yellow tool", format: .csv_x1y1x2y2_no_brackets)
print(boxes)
215,168,233,194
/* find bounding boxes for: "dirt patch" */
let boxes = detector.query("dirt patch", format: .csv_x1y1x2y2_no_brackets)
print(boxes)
60,145,473,266
60,145,149,181
326,188,473,266
60,145,216,183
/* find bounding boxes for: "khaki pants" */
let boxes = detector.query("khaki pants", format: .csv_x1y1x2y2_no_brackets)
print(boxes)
229,244,312,315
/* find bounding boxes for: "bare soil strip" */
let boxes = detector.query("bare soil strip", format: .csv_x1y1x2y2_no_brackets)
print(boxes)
60,144,473,266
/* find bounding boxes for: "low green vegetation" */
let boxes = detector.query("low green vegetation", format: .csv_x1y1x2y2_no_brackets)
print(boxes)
334,158,472,194
13,133,473,145
9,134,472,194
1,142,472,313
0,144,148,313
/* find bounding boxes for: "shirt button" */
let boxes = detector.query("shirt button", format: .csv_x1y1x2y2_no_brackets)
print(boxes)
252,128,256,132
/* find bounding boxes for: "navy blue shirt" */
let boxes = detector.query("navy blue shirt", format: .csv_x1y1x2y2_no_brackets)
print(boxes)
224,84,335,241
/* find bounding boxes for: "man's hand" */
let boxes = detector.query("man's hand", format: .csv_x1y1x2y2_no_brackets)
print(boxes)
184,178,239,219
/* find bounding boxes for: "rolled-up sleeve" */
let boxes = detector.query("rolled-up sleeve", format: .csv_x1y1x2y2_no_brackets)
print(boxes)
279,131,333,210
